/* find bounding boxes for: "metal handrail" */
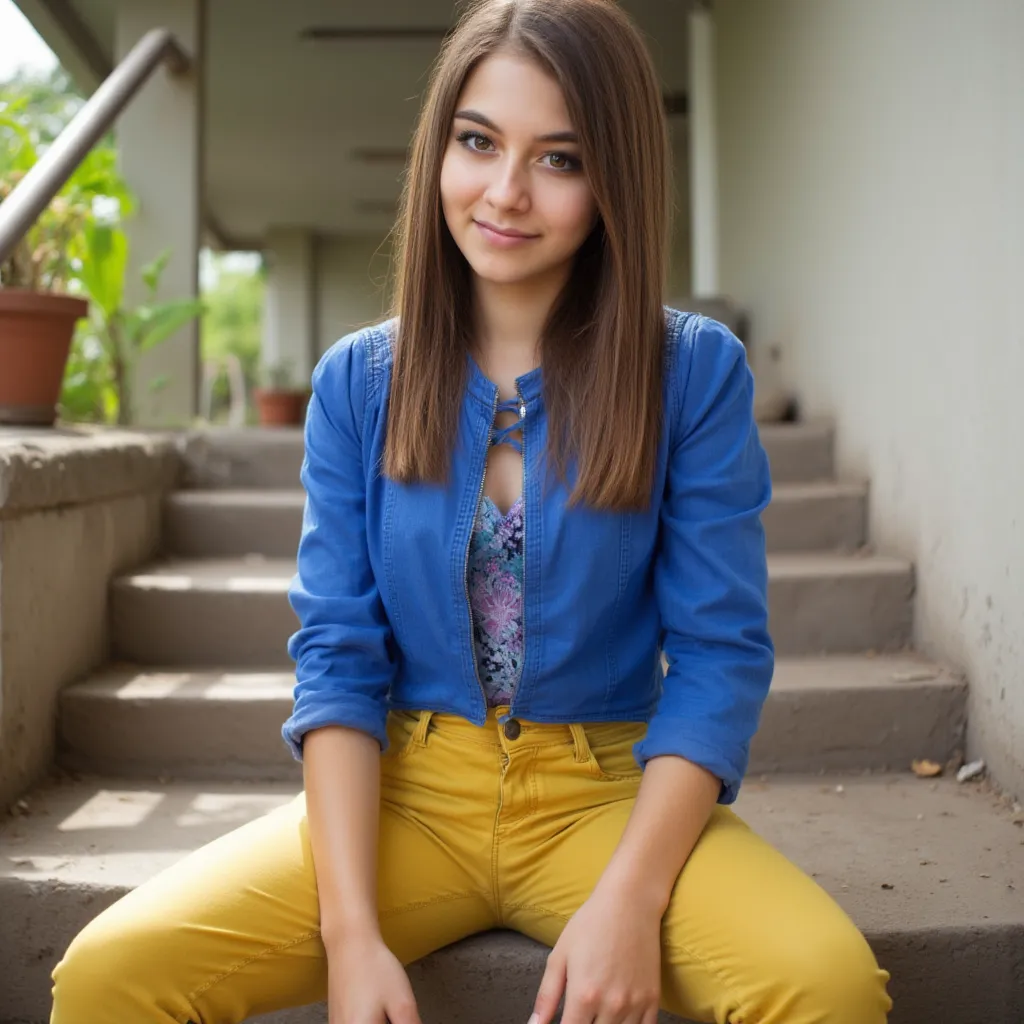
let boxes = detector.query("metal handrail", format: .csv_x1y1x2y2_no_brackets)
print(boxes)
0,28,190,266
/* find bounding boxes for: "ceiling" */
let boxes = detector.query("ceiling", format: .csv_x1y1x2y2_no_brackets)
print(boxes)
53,0,694,247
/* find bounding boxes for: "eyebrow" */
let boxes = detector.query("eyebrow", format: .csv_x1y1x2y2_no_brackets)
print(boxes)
453,109,579,144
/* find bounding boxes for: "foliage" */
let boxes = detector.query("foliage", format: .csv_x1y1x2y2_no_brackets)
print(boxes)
0,69,133,292
64,225,205,425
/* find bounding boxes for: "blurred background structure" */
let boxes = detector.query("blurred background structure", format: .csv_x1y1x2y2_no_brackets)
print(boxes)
0,3,1022,1023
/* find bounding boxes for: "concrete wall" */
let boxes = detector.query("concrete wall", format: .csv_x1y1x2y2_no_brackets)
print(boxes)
716,0,1024,799
316,235,394,359
0,431,178,809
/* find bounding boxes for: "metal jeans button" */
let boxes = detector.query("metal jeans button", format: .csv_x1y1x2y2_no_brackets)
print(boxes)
503,718,521,740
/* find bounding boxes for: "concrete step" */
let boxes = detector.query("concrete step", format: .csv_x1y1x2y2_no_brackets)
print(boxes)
58,655,965,782
2,775,1021,1024
164,489,305,558
163,480,866,560
768,551,913,655
176,422,835,491
110,550,911,668
764,480,867,552
110,557,297,668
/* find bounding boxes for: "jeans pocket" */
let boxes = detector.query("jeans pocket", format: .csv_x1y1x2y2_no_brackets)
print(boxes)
582,721,648,781
381,710,422,761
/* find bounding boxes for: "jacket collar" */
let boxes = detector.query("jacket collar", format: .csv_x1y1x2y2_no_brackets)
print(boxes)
465,350,544,406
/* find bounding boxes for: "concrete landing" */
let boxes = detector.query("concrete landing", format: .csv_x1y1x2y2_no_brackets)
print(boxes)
1,775,1021,1023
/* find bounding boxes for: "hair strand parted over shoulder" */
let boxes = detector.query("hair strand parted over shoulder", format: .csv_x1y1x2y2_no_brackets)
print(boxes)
386,0,670,512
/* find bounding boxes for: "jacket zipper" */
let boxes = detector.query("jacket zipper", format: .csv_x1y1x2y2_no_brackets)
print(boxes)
508,383,527,718
465,387,500,715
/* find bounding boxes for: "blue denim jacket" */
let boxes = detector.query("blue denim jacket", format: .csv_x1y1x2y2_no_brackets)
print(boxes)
283,308,774,803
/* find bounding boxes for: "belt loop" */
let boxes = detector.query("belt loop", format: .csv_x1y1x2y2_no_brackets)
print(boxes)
413,710,435,747
568,723,591,764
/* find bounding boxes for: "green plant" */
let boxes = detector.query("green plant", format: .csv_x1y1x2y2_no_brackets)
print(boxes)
67,223,205,425
0,89,134,293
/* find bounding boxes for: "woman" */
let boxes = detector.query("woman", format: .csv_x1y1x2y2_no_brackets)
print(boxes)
51,1,892,1022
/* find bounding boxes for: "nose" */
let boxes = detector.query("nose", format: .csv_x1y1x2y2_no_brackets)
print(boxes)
483,156,531,213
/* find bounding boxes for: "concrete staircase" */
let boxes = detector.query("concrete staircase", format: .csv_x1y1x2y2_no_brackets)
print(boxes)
2,424,1023,1024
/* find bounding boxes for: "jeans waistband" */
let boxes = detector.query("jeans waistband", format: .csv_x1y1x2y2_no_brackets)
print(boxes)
400,706,609,765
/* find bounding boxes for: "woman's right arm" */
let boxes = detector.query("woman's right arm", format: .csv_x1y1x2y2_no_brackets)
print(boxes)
304,726,422,1024
283,333,420,1024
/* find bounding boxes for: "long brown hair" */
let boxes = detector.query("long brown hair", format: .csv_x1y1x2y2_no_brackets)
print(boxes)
386,0,670,511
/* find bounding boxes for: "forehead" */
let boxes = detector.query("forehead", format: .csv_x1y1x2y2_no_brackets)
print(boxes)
456,50,574,131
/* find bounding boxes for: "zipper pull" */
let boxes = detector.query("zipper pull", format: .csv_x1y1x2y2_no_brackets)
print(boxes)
519,401,526,419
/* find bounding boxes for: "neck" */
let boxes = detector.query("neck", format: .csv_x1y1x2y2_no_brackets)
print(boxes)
470,266,569,370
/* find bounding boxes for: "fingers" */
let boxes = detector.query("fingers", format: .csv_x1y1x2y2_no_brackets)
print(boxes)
531,947,568,1024
384,987,423,1024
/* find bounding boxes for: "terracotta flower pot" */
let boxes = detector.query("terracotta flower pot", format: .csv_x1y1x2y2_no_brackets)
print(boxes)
253,388,309,427
0,289,88,426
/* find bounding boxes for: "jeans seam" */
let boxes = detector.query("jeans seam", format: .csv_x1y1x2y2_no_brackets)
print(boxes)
662,934,746,1023
186,928,321,1007
378,891,483,919
502,900,571,923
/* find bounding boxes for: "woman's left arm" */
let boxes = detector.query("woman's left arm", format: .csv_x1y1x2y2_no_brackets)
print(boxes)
530,316,774,1024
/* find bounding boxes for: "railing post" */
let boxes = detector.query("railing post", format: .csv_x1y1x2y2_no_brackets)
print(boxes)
0,29,190,268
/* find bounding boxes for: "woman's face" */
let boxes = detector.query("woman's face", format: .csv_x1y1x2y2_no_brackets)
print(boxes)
440,50,598,290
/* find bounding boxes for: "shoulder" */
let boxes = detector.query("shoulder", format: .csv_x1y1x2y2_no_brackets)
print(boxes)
662,305,752,438
313,318,396,412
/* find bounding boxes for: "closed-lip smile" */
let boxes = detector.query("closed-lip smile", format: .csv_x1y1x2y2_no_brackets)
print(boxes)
474,219,538,239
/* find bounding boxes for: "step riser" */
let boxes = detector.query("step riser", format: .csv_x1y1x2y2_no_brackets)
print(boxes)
3,888,1018,1024
178,427,834,490
164,501,302,558
111,586,296,667
111,568,912,668
769,571,914,655
761,491,866,552
165,490,867,558
59,681,966,782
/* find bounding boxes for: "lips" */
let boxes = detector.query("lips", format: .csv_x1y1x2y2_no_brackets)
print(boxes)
474,219,538,239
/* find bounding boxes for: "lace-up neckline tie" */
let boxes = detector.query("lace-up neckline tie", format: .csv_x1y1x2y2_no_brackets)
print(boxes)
489,397,525,454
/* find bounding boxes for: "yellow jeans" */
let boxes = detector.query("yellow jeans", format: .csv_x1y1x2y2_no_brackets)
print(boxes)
51,708,891,1023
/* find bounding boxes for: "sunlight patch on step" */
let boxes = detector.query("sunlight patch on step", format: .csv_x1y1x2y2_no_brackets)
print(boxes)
59,790,165,831
112,672,290,699
174,792,293,828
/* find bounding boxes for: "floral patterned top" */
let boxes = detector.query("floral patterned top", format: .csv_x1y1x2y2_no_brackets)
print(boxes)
468,491,525,706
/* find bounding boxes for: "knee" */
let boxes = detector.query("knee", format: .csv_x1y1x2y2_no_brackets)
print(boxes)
51,914,166,1022
759,923,892,1024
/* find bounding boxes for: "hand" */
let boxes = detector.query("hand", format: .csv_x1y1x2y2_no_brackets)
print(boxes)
326,928,422,1024
530,881,663,1024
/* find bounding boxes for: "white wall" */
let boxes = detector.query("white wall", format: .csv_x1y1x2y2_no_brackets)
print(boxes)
717,0,1024,799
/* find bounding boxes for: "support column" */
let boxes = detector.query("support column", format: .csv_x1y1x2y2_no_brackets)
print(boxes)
262,228,318,387
116,0,204,425
688,4,719,297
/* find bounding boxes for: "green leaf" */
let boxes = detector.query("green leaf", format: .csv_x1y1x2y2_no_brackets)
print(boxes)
73,222,127,318
141,249,171,295
135,298,206,351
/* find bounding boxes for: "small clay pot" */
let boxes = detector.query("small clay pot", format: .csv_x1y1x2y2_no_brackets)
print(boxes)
253,388,309,427
0,289,88,426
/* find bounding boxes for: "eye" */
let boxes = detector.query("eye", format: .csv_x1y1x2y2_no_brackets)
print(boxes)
541,151,583,173
455,129,495,153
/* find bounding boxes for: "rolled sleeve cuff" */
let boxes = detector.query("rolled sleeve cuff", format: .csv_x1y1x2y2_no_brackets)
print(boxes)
633,719,748,805
281,697,389,761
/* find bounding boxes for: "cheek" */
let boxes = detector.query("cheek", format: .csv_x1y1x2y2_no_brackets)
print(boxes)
440,149,479,218
545,185,597,245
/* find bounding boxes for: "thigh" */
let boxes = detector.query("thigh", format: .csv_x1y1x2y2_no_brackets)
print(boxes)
504,729,889,1024
53,762,495,1023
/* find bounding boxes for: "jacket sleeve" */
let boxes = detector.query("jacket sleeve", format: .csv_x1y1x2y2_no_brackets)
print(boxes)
633,316,775,804
281,331,397,760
